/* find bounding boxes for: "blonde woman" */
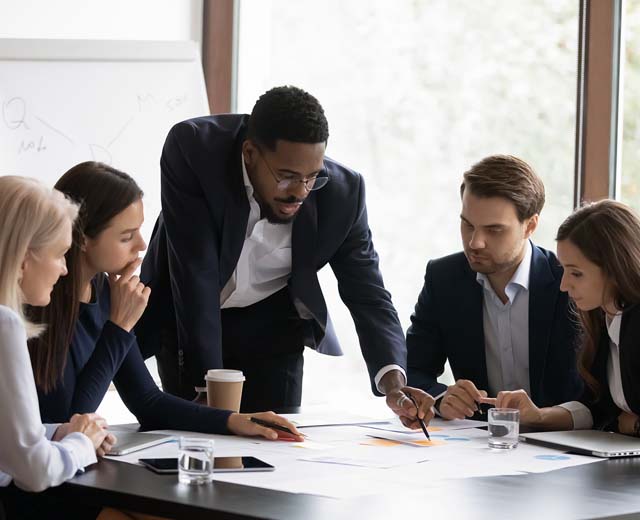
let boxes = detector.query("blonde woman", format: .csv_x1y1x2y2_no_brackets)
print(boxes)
0,176,113,519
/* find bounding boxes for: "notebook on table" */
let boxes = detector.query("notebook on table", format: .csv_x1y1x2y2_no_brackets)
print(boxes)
520,429,640,458
108,431,173,456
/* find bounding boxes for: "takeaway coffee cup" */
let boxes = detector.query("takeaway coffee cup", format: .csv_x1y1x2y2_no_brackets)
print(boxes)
204,369,245,412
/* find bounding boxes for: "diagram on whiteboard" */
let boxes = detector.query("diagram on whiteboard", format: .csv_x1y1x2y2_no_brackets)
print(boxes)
0,41,209,242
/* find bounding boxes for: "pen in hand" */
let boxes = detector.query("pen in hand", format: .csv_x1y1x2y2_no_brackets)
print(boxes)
405,393,431,441
249,417,305,439
478,396,496,416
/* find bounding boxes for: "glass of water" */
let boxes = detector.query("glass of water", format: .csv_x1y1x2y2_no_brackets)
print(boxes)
178,437,215,485
488,408,520,449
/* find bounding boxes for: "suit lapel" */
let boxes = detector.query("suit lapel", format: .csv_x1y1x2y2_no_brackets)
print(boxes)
620,306,640,414
218,142,249,288
528,245,558,403
460,261,489,390
290,194,326,329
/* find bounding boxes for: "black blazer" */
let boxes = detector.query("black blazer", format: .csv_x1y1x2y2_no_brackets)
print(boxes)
406,245,583,407
138,114,406,392
581,304,640,431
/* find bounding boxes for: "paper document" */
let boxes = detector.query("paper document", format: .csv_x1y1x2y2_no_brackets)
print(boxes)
298,454,429,469
104,424,605,500
367,427,489,447
361,417,486,434
280,412,391,428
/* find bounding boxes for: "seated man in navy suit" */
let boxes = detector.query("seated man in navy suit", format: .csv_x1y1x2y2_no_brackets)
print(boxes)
138,85,433,426
407,155,583,420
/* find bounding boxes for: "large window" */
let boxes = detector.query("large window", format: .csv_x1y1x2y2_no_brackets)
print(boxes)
237,0,579,407
622,0,640,208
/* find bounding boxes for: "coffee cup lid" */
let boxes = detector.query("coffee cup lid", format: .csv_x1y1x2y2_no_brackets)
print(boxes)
205,369,245,382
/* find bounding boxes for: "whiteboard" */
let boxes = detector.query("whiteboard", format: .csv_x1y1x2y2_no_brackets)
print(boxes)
0,39,209,242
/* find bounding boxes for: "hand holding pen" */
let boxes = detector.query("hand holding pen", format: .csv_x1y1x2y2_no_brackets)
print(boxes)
390,387,435,432
437,379,488,420
249,416,306,441
405,393,431,440
227,411,305,441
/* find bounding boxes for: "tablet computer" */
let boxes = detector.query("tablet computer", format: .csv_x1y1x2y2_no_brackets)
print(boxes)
139,456,275,474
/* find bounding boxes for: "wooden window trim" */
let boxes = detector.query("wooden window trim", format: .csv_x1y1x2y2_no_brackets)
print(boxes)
202,0,237,114
576,0,622,204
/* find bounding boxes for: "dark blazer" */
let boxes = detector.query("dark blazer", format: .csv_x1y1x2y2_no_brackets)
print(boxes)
581,304,640,431
138,114,406,392
38,275,232,433
406,245,583,407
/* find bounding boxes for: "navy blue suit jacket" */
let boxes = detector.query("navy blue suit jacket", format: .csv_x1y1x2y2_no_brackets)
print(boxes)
138,114,406,392
581,304,640,431
406,245,583,407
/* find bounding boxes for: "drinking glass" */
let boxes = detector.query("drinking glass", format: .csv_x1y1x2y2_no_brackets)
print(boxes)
178,437,215,484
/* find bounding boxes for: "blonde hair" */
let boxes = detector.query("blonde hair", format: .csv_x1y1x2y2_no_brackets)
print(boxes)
0,176,79,337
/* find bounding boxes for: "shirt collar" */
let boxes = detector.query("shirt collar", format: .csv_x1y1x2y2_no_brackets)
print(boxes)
476,240,533,300
509,239,533,291
241,153,255,197
606,312,622,346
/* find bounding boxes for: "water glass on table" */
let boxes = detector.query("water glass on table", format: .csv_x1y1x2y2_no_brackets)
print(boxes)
488,408,520,449
178,437,215,485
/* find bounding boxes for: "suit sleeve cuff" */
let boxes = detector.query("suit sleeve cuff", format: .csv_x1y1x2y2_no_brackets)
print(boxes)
374,365,406,394
432,390,448,417
557,401,593,430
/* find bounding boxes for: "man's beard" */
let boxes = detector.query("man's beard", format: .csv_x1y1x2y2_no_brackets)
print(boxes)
258,195,304,224
465,250,522,275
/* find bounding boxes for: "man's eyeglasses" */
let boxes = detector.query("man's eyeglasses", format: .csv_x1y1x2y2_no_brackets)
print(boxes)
257,147,329,192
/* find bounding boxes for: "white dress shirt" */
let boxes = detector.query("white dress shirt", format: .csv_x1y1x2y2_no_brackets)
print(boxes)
0,305,96,492
220,156,405,392
559,312,627,429
476,241,532,397
220,156,293,309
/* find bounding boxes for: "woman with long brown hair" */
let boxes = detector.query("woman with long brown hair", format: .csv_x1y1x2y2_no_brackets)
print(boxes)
29,161,302,441
487,199,640,435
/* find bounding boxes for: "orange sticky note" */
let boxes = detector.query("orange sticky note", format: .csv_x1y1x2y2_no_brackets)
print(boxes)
360,438,402,447
411,439,447,447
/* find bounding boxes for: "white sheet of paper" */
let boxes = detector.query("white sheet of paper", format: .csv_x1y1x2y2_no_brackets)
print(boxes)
104,426,605,499
361,417,487,434
365,427,489,447
280,413,391,428
297,454,429,469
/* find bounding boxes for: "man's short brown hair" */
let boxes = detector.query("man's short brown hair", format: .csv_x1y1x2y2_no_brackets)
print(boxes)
460,155,545,221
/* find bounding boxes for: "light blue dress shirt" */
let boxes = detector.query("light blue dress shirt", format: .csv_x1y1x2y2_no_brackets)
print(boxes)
476,241,532,397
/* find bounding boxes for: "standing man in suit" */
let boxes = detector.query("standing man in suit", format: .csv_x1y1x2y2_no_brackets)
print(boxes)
407,155,583,420
138,86,433,425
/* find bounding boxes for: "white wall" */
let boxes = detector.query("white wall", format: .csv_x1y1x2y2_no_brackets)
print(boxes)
0,0,204,424
0,0,202,42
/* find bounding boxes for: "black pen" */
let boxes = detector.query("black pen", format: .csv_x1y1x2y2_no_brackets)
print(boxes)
406,393,431,441
250,417,305,438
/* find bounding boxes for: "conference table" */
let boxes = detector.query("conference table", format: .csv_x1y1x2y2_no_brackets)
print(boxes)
44,454,640,520
41,415,640,520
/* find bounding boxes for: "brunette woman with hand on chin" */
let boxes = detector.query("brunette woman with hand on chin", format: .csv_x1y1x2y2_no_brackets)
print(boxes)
484,200,640,436
29,161,302,442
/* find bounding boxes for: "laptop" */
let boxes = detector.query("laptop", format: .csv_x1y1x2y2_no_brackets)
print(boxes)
108,431,174,456
520,430,640,458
